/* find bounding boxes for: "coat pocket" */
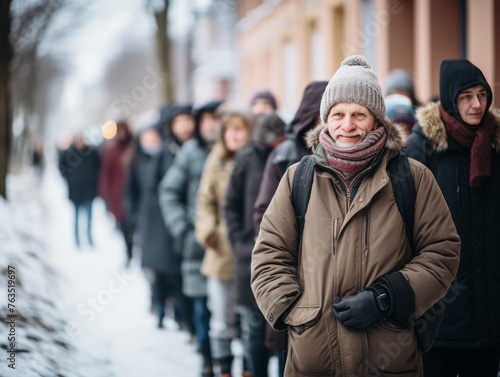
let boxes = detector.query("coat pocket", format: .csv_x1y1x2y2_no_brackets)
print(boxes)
286,305,335,376
366,318,420,375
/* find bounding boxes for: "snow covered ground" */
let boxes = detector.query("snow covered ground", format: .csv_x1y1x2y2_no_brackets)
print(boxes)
0,164,278,377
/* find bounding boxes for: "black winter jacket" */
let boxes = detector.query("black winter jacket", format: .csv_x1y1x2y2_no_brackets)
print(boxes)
406,102,500,348
59,144,101,205
224,142,273,306
125,142,181,275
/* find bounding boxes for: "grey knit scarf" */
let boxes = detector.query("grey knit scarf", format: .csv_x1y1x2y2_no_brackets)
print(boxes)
319,126,387,184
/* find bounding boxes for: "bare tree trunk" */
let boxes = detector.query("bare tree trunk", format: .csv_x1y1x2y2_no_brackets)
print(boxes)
13,47,38,170
154,0,173,103
0,0,13,199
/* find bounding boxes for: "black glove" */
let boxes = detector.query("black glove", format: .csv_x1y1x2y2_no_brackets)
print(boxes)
332,286,390,329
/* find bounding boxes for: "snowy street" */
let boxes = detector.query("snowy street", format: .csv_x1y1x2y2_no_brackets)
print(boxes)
1,163,272,377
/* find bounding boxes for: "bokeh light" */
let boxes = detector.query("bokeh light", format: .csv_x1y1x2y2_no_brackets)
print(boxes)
101,120,117,139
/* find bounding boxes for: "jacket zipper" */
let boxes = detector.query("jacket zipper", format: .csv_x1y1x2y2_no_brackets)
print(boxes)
333,218,339,255
364,213,369,248
344,167,371,212
345,186,351,213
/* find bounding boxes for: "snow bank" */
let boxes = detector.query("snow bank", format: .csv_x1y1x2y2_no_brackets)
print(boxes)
0,172,105,377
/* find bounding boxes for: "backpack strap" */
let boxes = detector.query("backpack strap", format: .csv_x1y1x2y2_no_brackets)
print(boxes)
292,155,315,236
286,154,315,365
292,153,417,257
387,154,417,257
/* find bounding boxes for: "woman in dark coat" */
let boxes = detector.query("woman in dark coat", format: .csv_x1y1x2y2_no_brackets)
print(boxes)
58,133,101,248
224,112,286,377
125,106,195,329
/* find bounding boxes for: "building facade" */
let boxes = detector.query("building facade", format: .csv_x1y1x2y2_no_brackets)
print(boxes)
236,0,500,116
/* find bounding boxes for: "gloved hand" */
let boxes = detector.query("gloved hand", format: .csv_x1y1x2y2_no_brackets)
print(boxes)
332,289,385,329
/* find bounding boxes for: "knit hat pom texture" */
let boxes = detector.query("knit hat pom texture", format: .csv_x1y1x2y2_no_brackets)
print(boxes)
342,55,372,69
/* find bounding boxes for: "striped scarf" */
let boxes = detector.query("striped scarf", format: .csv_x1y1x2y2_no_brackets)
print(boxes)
319,126,387,184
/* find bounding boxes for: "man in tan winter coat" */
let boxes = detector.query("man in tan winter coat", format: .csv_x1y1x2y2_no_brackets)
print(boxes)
251,55,460,377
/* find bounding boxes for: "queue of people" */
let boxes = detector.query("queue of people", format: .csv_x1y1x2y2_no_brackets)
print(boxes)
251,55,500,377
56,54,500,377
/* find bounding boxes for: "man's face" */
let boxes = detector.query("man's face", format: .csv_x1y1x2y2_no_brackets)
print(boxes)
171,114,195,143
327,102,378,147
200,112,220,143
456,85,488,126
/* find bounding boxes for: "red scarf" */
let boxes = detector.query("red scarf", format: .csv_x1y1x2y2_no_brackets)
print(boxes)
439,105,494,187
319,126,387,184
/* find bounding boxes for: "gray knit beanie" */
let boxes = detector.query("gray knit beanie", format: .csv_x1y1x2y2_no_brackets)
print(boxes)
320,55,387,127
386,69,415,97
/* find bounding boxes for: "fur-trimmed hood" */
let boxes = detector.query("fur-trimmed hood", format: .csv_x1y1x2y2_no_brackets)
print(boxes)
415,101,500,153
304,120,408,153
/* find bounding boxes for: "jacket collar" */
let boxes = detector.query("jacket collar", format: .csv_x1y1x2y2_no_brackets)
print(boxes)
415,101,500,153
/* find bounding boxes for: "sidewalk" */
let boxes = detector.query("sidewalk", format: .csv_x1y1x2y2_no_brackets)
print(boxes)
2,165,277,376
37,164,209,376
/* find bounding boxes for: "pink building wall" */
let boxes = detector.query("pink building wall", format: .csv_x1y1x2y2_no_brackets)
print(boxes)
237,0,500,111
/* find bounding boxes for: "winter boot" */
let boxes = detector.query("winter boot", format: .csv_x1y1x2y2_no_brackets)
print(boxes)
242,357,250,377
152,302,165,329
201,347,214,377
215,355,233,377
157,316,164,329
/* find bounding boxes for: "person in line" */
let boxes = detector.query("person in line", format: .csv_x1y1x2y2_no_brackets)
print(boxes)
58,133,101,248
196,111,253,377
249,89,278,115
252,80,327,377
224,112,286,377
99,119,136,265
125,105,195,330
158,100,223,377
253,81,328,232
251,55,460,376
385,68,421,107
406,58,500,377
384,93,416,137
158,104,196,148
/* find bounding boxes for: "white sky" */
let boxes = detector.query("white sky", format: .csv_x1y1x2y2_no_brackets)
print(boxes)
18,0,197,141
41,0,157,85
37,0,161,137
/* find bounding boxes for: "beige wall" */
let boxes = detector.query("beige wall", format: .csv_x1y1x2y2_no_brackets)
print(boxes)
237,0,500,112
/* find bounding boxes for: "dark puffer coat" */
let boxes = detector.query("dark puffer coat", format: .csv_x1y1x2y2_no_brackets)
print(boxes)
158,138,210,298
224,142,273,306
157,101,222,298
125,140,181,275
